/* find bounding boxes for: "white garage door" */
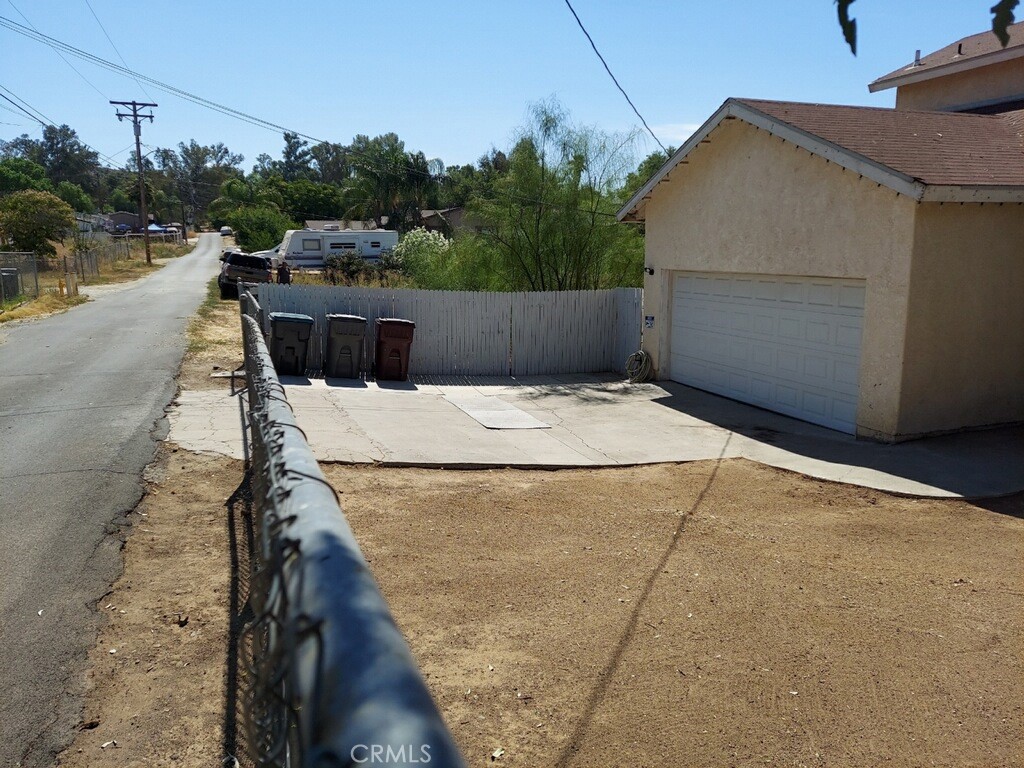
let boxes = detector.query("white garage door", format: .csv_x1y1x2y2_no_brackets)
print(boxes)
670,273,864,433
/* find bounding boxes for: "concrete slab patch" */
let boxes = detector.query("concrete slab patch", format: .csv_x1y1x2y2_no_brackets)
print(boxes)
444,395,550,429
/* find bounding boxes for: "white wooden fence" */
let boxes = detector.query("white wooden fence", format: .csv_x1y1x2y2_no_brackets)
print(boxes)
258,284,642,376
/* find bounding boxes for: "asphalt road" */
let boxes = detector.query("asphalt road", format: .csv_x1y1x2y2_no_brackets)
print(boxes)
0,234,220,767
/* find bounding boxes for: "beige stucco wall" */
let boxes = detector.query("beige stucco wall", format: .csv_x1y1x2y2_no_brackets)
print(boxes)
641,118,917,439
896,203,1024,436
894,56,1024,111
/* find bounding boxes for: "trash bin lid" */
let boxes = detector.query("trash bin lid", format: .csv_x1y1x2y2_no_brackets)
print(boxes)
376,317,416,327
327,313,367,323
269,312,314,324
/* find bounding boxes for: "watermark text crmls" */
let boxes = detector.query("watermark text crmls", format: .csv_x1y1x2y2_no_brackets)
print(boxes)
351,743,432,764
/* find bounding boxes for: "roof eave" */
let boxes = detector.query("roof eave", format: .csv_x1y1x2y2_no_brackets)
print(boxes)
920,185,1024,202
869,43,1024,93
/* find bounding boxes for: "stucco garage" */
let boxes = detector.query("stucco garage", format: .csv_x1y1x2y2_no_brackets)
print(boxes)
619,98,1024,442
670,273,864,433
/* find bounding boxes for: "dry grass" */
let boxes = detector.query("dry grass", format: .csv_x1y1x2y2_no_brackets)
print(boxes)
291,268,410,289
83,257,162,286
0,292,88,323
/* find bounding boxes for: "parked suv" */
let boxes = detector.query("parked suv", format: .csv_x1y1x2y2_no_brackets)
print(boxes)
219,252,272,299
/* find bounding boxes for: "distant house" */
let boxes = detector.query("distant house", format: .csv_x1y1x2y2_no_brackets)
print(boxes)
108,211,141,232
420,207,485,235
75,213,107,233
618,22,1024,442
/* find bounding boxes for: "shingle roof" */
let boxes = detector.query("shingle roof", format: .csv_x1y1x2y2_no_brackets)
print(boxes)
737,99,1024,186
871,21,1024,90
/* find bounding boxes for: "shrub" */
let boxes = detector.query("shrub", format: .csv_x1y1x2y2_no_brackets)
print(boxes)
225,205,297,251
324,252,368,285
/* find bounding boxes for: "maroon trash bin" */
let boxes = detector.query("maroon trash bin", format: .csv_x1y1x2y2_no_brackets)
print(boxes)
375,318,415,381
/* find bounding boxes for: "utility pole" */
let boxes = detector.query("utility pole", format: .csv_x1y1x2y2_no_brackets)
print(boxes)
111,100,157,264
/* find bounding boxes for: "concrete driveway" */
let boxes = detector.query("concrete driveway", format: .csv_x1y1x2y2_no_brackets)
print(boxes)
170,373,1024,498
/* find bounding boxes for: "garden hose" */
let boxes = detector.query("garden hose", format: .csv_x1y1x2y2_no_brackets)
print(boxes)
625,349,653,383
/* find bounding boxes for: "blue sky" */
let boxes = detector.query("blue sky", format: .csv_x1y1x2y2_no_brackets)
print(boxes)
0,2,995,172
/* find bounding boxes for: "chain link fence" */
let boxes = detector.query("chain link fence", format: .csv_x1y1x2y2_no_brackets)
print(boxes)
238,290,463,768
72,239,132,282
0,252,40,306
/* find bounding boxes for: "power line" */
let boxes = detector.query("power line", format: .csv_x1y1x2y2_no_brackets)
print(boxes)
0,15,326,142
0,14,623,219
0,82,128,170
6,0,109,99
562,0,667,156
83,0,153,101
0,90,43,126
0,83,53,125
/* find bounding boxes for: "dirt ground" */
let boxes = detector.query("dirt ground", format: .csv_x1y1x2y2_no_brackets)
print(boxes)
58,285,1024,767
327,462,1024,768
58,448,242,767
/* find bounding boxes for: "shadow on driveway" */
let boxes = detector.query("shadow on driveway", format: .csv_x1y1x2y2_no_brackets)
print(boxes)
649,381,1024,499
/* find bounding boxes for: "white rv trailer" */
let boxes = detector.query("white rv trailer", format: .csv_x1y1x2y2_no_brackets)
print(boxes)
277,228,398,269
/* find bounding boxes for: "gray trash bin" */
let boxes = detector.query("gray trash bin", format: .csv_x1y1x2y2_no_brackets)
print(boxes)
0,268,19,302
325,314,366,379
268,312,314,376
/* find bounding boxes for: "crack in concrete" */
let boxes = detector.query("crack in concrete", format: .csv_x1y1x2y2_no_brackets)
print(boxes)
525,405,617,464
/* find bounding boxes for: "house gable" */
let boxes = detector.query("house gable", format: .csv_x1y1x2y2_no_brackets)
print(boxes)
618,98,1024,223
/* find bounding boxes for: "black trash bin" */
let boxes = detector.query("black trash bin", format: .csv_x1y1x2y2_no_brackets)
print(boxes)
0,268,20,302
325,314,366,379
268,312,314,376
375,318,416,381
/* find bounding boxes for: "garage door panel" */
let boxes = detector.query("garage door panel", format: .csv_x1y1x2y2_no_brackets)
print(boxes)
803,355,830,381
835,360,859,387
671,272,864,434
808,282,837,306
806,320,829,343
780,281,806,303
839,284,866,309
836,323,862,350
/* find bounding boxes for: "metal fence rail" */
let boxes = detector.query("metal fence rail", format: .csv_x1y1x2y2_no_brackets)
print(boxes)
241,311,464,768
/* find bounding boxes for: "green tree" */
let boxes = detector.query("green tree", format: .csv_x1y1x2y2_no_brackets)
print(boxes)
0,189,75,255
159,139,244,222
207,177,284,225
53,181,94,212
622,147,676,200
343,133,443,231
309,141,351,185
469,99,644,290
1,125,100,194
279,132,312,182
108,188,134,213
225,205,297,251
0,157,52,196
